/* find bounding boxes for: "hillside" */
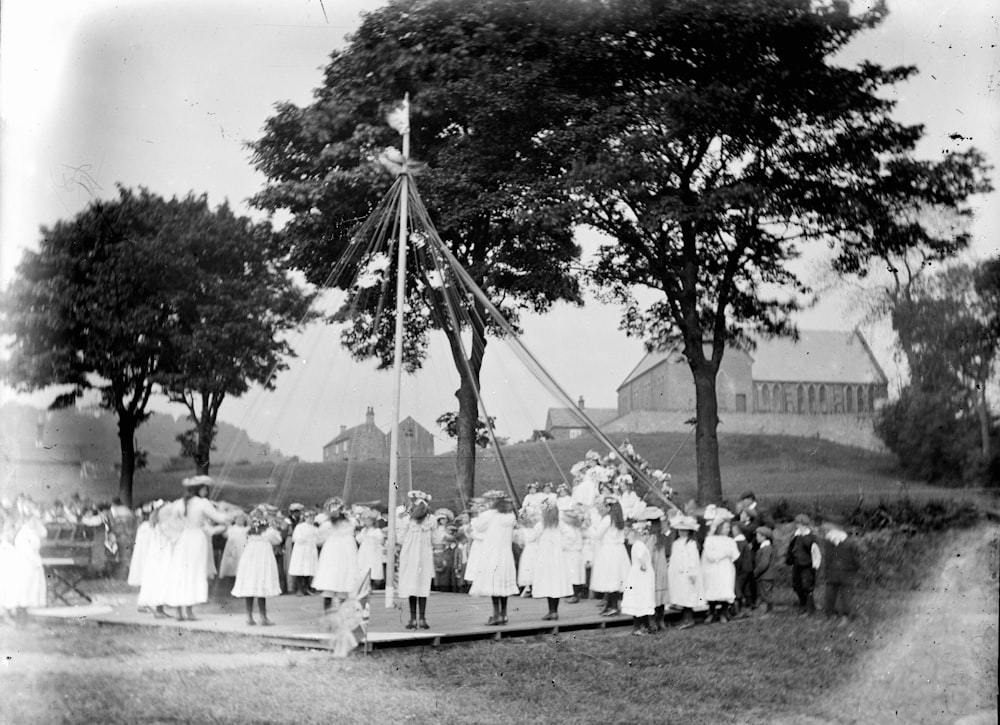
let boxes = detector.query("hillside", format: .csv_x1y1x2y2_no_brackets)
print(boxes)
0,403,281,473
119,431,920,514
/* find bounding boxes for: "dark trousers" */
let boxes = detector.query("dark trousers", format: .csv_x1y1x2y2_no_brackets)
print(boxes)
824,581,853,617
735,572,752,603
792,566,816,611
757,579,774,610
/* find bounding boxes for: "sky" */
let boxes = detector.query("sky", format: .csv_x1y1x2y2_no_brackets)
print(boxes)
1,0,998,462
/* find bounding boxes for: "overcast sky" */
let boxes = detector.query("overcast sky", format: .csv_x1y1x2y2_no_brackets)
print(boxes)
1,0,997,461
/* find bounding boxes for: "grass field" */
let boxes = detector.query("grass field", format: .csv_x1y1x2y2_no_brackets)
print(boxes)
10,430,974,515
3,520,997,725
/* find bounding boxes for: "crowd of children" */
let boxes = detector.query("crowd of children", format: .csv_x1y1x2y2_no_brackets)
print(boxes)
2,444,862,634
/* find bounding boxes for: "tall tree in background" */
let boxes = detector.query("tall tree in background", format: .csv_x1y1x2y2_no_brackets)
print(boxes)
249,0,607,501
155,196,314,475
570,0,990,503
2,187,180,506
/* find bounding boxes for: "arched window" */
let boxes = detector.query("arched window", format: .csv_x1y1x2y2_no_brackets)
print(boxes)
762,384,770,412
808,384,816,414
774,384,784,413
797,384,805,414
859,385,868,413
845,385,855,413
819,385,827,413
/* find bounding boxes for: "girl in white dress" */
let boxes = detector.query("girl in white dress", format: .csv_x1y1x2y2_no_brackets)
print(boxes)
288,511,319,595
557,490,586,603
127,503,154,589
462,499,487,589
701,518,739,623
590,497,630,616
232,508,283,626
622,521,656,635
217,513,249,580
312,497,359,613
164,476,232,621
12,503,47,617
397,491,436,630
355,510,384,589
668,515,706,629
527,499,572,621
137,500,178,619
517,483,543,596
0,514,19,624
469,491,518,626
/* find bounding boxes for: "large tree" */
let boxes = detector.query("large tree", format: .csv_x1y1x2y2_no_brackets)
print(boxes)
2,187,181,505
154,196,314,474
249,0,608,501
569,0,990,503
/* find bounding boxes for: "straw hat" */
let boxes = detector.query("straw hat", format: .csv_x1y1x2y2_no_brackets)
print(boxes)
671,515,699,531
182,475,213,489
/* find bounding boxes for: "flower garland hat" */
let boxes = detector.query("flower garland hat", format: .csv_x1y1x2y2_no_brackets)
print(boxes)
407,490,432,503
182,474,213,489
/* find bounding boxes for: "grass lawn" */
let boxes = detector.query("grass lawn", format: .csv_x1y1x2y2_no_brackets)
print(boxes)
4,521,996,725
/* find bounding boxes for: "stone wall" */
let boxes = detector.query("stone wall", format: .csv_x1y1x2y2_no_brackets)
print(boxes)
604,410,887,452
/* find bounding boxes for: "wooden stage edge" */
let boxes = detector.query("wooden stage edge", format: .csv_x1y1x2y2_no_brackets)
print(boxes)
26,591,656,654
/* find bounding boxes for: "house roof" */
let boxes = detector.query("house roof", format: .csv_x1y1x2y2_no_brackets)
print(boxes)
323,421,385,449
616,329,888,389
545,407,618,429
750,330,888,385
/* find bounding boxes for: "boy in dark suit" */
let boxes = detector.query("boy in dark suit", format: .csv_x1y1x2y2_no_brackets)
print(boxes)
786,514,821,616
821,514,861,626
753,526,776,616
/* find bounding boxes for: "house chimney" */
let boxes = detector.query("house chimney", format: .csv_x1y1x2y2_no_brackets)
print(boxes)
340,425,347,434
366,406,375,426
578,396,585,410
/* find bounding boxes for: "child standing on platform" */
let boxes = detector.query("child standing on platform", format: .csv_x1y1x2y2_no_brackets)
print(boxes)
232,507,282,626
397,491,436,630
527,498,573,621
356,509,385,591
288,510,319,596
622,520,656,635
590,496,630,617
469,491,519,626
312,498,359,613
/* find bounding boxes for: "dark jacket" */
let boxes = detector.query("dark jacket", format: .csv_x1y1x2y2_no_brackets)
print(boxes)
753,543,775,581
822,537,860,584
786,531,818,568
734,537,754,575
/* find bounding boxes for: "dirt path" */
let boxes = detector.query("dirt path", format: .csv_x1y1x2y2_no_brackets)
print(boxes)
773,524,999,725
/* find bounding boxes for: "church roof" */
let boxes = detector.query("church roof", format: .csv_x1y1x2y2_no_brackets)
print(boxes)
616,329,887,389
546,407,618,429
750,330,888,385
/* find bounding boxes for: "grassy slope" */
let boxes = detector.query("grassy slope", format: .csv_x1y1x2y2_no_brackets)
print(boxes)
22,430,925,512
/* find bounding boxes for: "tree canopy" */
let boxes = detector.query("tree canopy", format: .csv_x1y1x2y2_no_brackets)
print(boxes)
249,0,608,500
1,186,312,504
565,0,991,502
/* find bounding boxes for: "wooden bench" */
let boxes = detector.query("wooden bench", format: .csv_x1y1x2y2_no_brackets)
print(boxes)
40,523,112,606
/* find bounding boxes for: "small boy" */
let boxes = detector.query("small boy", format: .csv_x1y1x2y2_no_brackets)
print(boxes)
752,526,775,616
821,514,861,625
786,513,822,616
731,521,754,617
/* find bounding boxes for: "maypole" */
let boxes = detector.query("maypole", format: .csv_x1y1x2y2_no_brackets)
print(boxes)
384,94,410,608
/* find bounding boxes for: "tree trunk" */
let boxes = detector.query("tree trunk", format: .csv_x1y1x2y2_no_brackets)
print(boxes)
196,415,214,475
690,361,723,505
977,381,992,461
117,412,138,508
454,369,480,504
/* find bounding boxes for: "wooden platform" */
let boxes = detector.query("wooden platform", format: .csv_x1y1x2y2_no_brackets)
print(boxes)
29,589,637,652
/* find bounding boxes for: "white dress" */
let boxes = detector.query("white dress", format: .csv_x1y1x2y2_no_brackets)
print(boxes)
621,540,655,617
164,497,229,608
312,517,359,594
560,521,585,586
0,536,19,611
701,534,739,603
288,522,319,577
526,523,572,599
355,525,384,581
668,537,707,610
231,529,282,598
588,516,630,594
468,510,518,597
137,525,174,608
13,521,47,608
217,525,249,578
397,515,435,598
127,520,152,587
463,522,484,584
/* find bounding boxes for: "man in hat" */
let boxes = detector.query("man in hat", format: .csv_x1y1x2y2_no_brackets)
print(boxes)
820,514,860,626
738,490,773,609
786,514,822,616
